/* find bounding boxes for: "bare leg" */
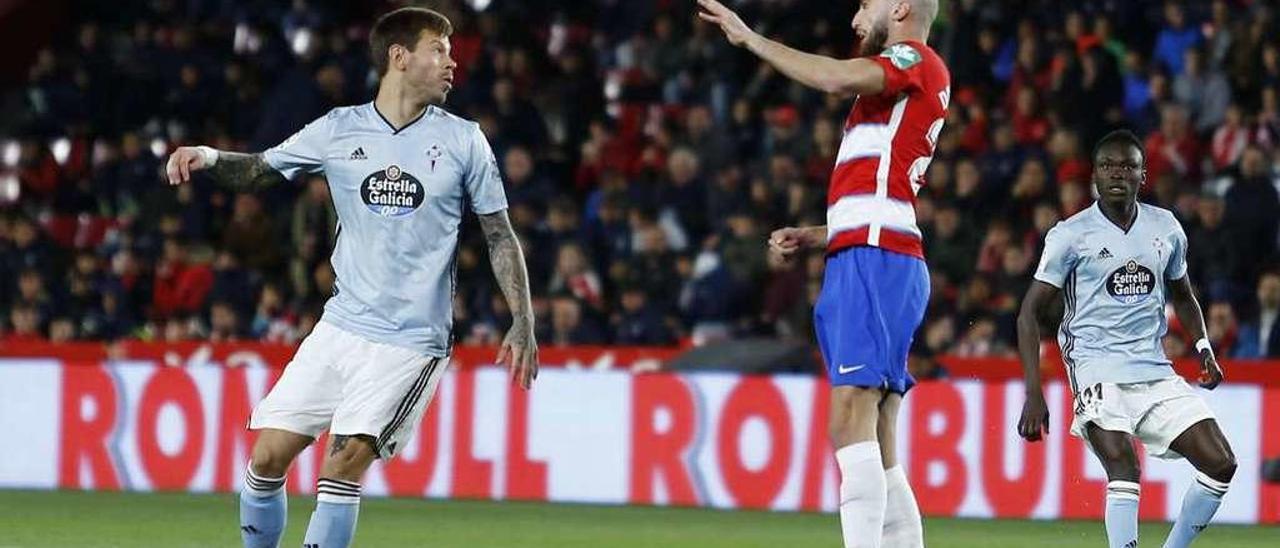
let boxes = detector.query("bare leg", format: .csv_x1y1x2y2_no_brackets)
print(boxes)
1164,419,1236,548
1086,424,1142,548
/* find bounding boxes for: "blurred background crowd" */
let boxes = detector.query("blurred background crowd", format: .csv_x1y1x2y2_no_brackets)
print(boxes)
3,0,1280,372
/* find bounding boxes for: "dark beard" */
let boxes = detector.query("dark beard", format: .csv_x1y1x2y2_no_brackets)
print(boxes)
858,22,889,56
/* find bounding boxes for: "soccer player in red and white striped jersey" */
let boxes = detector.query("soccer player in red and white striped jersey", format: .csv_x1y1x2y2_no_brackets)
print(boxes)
699,1,947,546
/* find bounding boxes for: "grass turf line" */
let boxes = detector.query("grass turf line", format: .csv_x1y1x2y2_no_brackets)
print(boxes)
0,490,1275,547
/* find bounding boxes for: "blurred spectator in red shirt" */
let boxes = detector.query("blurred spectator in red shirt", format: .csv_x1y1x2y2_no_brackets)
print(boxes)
1212,104,1250,171
1144,103,1202,184
151,237,213,320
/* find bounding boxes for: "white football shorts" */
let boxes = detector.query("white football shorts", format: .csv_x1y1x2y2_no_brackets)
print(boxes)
249,321,447,458
1070,375,1217,459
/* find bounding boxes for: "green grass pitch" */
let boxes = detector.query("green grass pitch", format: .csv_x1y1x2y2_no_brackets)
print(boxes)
0,490,1275,547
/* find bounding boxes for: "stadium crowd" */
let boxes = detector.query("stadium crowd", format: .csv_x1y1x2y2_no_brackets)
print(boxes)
3,0,1280,370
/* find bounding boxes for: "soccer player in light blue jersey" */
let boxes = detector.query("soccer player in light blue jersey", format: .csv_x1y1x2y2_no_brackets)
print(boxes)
1017,130,1235,548
165,8,538,548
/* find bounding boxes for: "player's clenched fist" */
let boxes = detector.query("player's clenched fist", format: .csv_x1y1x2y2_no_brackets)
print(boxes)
1017,392,1050,442
767,226,823,266
164,145,218,186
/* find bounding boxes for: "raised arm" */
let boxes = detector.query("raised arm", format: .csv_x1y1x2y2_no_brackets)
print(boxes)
477,209,538,389
165,147,286,191
697,0,885,96
1168,275,1224,389
1016,280,1061,442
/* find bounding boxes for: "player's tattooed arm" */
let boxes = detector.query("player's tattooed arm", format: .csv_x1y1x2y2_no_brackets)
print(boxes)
1168,275,1224,389
165,146,285,190
478,209,539,389
205,152,287,191
1016,280,1061,442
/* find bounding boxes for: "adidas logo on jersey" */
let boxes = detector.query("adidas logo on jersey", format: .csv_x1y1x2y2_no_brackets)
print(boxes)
1098,247,1113,259
350,147,367,160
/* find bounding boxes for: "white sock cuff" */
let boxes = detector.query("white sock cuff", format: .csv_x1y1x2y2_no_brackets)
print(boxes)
1106,480,1141,501
317,477,362,505
835,441,881,466
244,462,285,496
1194,472,1230,497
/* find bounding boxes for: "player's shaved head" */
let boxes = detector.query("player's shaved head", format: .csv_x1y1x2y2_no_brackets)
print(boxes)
853,0,938,55
907,0,938,25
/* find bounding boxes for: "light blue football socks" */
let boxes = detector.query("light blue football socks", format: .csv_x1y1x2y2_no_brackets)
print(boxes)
240,465,287,548
301,477,362,548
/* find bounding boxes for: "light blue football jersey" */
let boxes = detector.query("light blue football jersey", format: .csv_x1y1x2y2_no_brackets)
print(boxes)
264,103,508,356
1033,202,1188,393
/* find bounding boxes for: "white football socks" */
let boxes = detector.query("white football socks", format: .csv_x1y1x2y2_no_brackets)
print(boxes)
836,441,887,548
881,465,923,547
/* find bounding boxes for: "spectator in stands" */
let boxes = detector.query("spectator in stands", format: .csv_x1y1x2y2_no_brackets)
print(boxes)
1174,48,1231,134
48,316,76,342
657,147,709,244
549,294,604,346
612,287,675,346
1223,146,1280,290
1212,104,1250,171
2,217,57,290
1235,272,1280,358
209,250,255,319
1144,103,1201,184
290,175,336,278
952,315,1009,357
1153,1,1202,76
151,237,213,320
626,216,681,312
502,145,554,213
222,193,281,276
926,204,978,286
1257,87,1280,149
1206,301,1239,358
549,243,604,311
250,282,297,344
14,268,54,328
1188,193,1237,302
3,303,43,343
207,300,243,342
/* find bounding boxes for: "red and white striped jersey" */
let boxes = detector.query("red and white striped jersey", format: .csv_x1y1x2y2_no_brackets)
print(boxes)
827,40,950,259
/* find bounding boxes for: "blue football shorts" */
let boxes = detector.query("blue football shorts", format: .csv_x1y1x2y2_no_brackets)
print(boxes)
813,246,930,394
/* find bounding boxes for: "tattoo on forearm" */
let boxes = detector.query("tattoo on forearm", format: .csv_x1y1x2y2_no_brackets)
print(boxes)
329,434,350,457
478,211,534,326
207,152,286,191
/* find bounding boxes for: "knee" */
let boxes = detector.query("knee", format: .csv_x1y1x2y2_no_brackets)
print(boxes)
250,441,293,478
321,435,377,481
1204,453,1238,484
1101,453,1141,482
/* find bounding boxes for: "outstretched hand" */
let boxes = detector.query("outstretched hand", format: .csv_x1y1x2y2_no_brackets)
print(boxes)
696,0,757,48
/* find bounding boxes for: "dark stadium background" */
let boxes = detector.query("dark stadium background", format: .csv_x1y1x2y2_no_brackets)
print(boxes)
2,0,1279,370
